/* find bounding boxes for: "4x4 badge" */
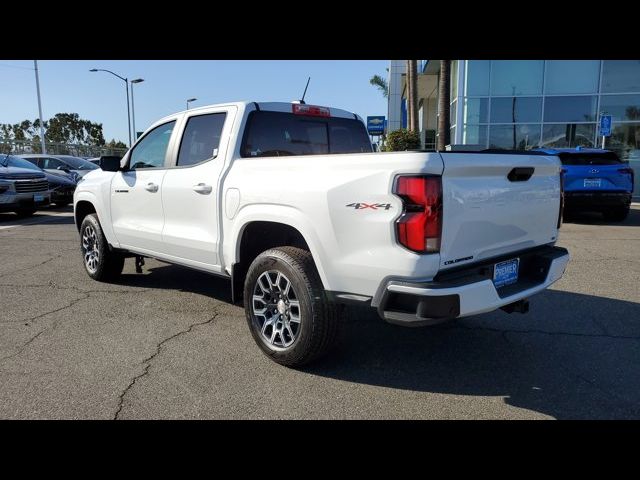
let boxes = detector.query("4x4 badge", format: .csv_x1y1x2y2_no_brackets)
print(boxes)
346,203,392,210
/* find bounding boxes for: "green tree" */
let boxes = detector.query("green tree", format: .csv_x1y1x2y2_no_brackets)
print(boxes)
0,113,109,147
385,129,421,151
106,139,127,149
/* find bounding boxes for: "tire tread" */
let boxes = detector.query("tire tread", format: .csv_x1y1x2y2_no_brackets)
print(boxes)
244,246,338,367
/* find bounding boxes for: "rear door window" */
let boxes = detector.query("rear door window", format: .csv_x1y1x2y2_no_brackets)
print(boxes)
240,111,371,157
177,113,227,167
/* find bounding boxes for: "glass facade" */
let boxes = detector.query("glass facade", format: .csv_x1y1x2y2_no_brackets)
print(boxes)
457,60,640,198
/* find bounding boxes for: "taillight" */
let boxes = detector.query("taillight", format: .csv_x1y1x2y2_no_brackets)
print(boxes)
292,104,331,117
618,167,635,182
394,176,442,253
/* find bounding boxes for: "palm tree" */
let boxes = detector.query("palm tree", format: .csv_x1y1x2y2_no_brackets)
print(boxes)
437,60,451,151
407,60,419,133
369,74,388,98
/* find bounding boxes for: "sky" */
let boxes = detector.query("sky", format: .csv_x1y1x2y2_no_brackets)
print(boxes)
0,60,389,143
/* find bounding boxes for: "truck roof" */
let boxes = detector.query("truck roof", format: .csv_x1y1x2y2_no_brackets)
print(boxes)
163,101,362,122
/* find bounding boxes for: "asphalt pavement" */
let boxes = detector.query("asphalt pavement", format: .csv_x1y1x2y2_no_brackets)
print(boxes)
1,205,639,419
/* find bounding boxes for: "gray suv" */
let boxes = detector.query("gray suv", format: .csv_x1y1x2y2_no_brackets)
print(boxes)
0,154,50,217
19,154,98,182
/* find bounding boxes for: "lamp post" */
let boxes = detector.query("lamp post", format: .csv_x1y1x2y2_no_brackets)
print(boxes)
89,68,132,147
130,78,144,142
186,97,197,110
33,60,46,154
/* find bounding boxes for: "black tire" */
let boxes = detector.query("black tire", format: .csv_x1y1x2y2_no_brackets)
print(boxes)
243,246,338,367
79,213,124,281
14,208,36,218
603,207,629,222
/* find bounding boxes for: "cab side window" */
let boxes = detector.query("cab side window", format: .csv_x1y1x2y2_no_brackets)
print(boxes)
128,121,176,169
176,113,227,167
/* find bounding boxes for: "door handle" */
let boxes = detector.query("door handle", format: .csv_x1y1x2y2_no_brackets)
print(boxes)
193,183,213,194
508,167,535,182
145,182,159,192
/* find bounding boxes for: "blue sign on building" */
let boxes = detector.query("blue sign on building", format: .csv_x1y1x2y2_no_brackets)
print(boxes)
367,116,386,135
600,115,612,137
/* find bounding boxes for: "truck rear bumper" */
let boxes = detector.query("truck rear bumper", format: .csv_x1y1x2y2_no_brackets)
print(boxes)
372,246,570,326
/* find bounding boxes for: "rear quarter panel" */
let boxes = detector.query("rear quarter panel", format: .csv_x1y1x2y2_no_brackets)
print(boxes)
222,151,444,297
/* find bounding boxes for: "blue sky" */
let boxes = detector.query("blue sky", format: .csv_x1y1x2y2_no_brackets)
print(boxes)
0,60,389,143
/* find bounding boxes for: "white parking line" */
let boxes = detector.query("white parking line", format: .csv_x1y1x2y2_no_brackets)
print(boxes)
0,211,73,230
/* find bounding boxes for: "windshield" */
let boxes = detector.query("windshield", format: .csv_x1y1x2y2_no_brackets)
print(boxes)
559,152,624,166
241,111,372,157
6,156,42,171
57,156,99,170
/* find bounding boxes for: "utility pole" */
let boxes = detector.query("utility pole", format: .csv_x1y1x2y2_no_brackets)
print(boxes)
34,60,46,154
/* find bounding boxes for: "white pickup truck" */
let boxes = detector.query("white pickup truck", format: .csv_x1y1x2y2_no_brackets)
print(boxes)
74,101,570,366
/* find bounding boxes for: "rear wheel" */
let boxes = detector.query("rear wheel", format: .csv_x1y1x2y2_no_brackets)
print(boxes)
603,207,629,222
243,246,338,367
79,213,124,281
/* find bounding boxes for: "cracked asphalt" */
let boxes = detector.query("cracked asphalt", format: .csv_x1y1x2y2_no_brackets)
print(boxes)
1,205,639,419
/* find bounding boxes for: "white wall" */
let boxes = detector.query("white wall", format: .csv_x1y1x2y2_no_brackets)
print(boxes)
387,60,405,133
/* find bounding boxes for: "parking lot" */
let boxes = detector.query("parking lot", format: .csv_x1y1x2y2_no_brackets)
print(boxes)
0,205,638,419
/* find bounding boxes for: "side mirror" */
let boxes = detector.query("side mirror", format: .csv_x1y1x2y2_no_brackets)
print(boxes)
99,156,122,172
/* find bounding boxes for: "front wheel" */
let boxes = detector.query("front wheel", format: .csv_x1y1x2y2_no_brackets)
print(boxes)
243,246,338,367
79,213,124,281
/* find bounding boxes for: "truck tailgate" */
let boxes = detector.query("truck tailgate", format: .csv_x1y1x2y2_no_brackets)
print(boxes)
439,152,561,270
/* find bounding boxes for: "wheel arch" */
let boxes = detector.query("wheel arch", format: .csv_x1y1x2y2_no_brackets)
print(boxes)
229,215,330,303
74,199,97,232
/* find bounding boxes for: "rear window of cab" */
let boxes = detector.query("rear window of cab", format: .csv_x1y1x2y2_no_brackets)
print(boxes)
240,111,372,158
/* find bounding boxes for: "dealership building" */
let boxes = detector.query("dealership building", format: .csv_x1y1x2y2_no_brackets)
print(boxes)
387,60,640,198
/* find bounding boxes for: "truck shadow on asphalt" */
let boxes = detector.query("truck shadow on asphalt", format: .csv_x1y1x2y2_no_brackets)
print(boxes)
115,262,640,419
307,290,640,419
115,264,234,303
564,207,640,226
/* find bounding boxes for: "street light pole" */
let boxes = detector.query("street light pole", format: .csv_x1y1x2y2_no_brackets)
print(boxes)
89,68,132,147
34,60,46,154
130,78,144,142
187,97,197,110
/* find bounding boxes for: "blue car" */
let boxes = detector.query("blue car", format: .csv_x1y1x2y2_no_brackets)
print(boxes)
534,147,634,222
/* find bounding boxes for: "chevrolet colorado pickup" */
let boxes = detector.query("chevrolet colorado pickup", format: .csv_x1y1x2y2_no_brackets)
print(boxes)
74,101,570,366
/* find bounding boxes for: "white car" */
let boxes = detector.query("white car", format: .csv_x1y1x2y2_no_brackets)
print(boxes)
74,101,570,366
